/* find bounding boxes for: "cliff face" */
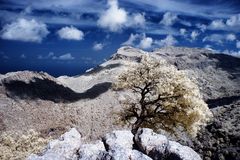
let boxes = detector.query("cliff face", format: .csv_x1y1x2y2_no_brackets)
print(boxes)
0,46,239,159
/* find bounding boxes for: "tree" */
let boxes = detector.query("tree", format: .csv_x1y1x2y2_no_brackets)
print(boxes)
114,55,212,136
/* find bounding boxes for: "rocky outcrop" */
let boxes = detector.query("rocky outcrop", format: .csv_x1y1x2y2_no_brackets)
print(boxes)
28,128,201,160
28,128,81,160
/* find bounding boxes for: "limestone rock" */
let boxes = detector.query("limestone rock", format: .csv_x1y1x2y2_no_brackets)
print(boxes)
28,128,81,160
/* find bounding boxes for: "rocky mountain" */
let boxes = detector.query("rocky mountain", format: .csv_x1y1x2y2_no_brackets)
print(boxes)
0,46,239,159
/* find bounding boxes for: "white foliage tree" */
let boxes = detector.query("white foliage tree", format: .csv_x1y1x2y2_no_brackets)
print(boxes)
114,55,212,136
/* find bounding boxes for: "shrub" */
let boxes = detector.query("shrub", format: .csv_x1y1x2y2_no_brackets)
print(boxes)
0,130,50,160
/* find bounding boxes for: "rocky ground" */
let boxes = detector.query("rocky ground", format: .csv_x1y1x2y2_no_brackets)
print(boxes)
28,128,201,160
0,46,239,159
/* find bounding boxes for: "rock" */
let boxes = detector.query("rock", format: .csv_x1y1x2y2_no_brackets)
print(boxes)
103,130,134,150
135,128,201,160
106,148,152,160
28,128,81,160
168,141,202,160
135,128,169,158
27,127,201,160
102,130,152,160
78,140,106,160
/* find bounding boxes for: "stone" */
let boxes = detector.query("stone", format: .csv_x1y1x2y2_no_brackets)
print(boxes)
28,128,81,160
103,130,134,150
78,140,106,160
168,141,202,160
135,128,169,157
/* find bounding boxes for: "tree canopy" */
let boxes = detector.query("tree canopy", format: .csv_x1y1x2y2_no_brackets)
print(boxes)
114,55,212,136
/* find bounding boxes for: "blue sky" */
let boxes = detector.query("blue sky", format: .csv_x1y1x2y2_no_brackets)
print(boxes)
0,0,240,76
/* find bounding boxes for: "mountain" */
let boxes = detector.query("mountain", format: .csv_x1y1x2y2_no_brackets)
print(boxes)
0,46,239,160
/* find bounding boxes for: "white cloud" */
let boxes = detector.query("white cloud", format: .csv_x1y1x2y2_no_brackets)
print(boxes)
180,28,187,36
155,35,178,47
97,0,127,32
222,49,240,57
97,0,145,32
20,54,26,59
160,12,178,26
203,33,237,44
38,52,74,60
122,33,153,49
57,26,84,40
0,18,49,42
236,41,240,49
130,13,145,27
122,33,140,46
56,53,75,60
196,23,207,32
208,19,226,30
93,43,104,51
207,14,240,31
226,33,236,41
191,30,200,41
203,34,224,44
139,35,153,49
226,14,240,27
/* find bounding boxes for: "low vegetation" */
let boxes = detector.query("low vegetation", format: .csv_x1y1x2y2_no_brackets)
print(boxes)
0,130,51,160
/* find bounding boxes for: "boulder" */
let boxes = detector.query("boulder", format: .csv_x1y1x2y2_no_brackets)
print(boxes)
168,141,202,160
78,140,106,160
103,130,134,150
135,128,201,160
28,128,81,160
135,128,169,158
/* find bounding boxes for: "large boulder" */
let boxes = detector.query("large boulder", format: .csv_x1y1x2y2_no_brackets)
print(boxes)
28,128,81,160
135,128,201,160
103,130,152,160
78,140,106,160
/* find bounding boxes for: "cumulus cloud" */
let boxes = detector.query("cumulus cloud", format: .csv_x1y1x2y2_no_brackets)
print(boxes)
122,33,178,49
226,14,240,27
20,54,26,59
57,26,84,40
97,0,145,32
191,30,200,41
208,19,225,30
226,33,236,41
196,24,207,32
122,33,153,49
160,12,178,26
203,33,236,44
93,43,104,51
207,14,240,31
155,35,178,47
236,41,240,49
130,13,145,27
0,18,49,43
203,34,225,44
122,33,140,46
97,0,127,32
38,52,75,60
139,35,153,49
54,53,75,60
222,49,240,57
180,28,186,35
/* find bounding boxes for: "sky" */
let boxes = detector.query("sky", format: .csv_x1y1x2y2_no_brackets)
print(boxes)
0,0,240,76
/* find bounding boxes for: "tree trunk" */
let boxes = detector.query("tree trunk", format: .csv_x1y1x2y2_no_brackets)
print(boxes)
131,118,143,135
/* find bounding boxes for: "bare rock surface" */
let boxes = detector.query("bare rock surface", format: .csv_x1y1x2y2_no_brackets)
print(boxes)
28,128,200,160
